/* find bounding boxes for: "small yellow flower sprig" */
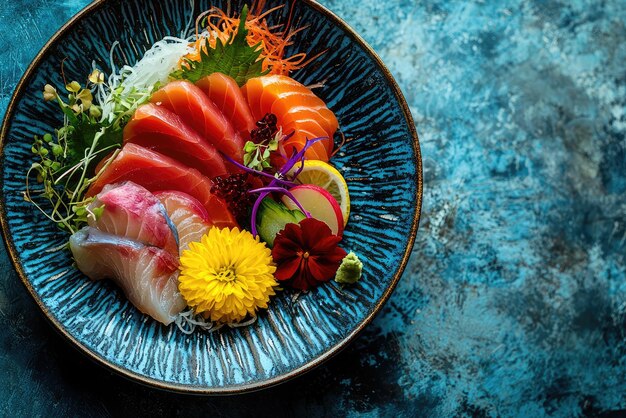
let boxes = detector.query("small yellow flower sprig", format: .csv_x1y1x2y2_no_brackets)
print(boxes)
43,69,104,119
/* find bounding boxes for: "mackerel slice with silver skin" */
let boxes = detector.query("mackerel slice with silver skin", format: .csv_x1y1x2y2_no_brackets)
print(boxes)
69,227,186,325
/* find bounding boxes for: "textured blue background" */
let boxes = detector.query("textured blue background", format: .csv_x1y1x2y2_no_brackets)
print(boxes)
1,0,625,417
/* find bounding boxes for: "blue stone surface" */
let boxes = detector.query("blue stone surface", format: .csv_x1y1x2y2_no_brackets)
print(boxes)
0,0,624,416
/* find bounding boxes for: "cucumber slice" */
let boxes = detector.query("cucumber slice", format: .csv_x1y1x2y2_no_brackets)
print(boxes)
257,198,305,247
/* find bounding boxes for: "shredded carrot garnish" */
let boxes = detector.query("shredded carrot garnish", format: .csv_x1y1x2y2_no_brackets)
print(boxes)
331,130,348,158
182,3,323,75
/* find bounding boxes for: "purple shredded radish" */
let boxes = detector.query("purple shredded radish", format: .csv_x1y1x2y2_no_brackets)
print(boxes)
249,186,312,218
278,137,327,177
250,191,270,237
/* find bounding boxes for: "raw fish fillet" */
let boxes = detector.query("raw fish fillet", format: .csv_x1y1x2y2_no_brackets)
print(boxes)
123,103,228,178
154,191,213,254
87,143,238,229
69,227,186,325
88,182,179,258
195,73,255,140
241,75,338,161
149,80,244,162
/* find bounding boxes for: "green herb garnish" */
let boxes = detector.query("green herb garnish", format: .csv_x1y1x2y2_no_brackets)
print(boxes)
243,134,279,171
26,69,140,233
244,113,281,171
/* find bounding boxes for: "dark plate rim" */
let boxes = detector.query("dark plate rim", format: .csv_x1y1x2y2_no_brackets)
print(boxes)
0,0,423,394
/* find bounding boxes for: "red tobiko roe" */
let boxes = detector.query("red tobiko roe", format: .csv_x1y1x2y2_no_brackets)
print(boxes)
272,218,347,291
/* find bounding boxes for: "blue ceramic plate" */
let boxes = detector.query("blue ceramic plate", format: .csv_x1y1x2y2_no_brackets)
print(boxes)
0,0,422,393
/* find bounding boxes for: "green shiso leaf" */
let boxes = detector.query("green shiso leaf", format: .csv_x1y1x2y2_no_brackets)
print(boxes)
170,5,269,86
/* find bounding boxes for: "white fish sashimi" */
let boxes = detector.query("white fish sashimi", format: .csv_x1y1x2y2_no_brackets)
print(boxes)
154,191,214,254
69,227,186,325
88,181,179,258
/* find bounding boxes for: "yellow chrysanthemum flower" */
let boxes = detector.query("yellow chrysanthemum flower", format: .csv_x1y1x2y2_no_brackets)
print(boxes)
178,227,278,324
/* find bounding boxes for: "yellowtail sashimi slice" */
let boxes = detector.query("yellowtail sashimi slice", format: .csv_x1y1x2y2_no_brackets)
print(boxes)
154,191,213,254
69,227,186,325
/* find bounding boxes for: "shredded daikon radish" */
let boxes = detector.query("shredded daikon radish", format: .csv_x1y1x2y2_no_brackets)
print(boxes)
175,309,223,334
94,36,196,124
175,309,258,334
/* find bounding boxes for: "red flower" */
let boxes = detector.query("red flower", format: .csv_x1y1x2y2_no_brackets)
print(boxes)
272,218,347,291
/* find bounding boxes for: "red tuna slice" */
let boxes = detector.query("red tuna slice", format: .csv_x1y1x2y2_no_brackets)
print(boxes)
123,103,228,179
88,182,179,258
69,227,186,325
87,143,238,229
149,80,244,162
196,73,255,139
154,191,213,254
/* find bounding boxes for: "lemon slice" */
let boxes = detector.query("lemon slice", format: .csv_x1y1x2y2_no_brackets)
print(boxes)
290,160,350,226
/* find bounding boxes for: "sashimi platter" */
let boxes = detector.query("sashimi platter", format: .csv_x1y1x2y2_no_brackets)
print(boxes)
1,0,421,391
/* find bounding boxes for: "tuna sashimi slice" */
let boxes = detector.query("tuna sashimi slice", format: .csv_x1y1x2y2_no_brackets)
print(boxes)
149,80,244,162
123,103,228,178
87,144,238,229
69,227,186,325
241,75,338,161
88,182,179,258
155,191,213,254
196,73,255,139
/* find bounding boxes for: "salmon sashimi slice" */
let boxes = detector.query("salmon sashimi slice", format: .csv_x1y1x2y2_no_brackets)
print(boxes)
258,80,303,118
282,106,337,140
123,103,228,178
280,120,331,160
69,227,186,325
280,107,335,158
149,80,244,162
87,144,238,229
241,75,338,161
196,73,255,140
269,91,330,118
155,191,213,254
88,182,179,258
